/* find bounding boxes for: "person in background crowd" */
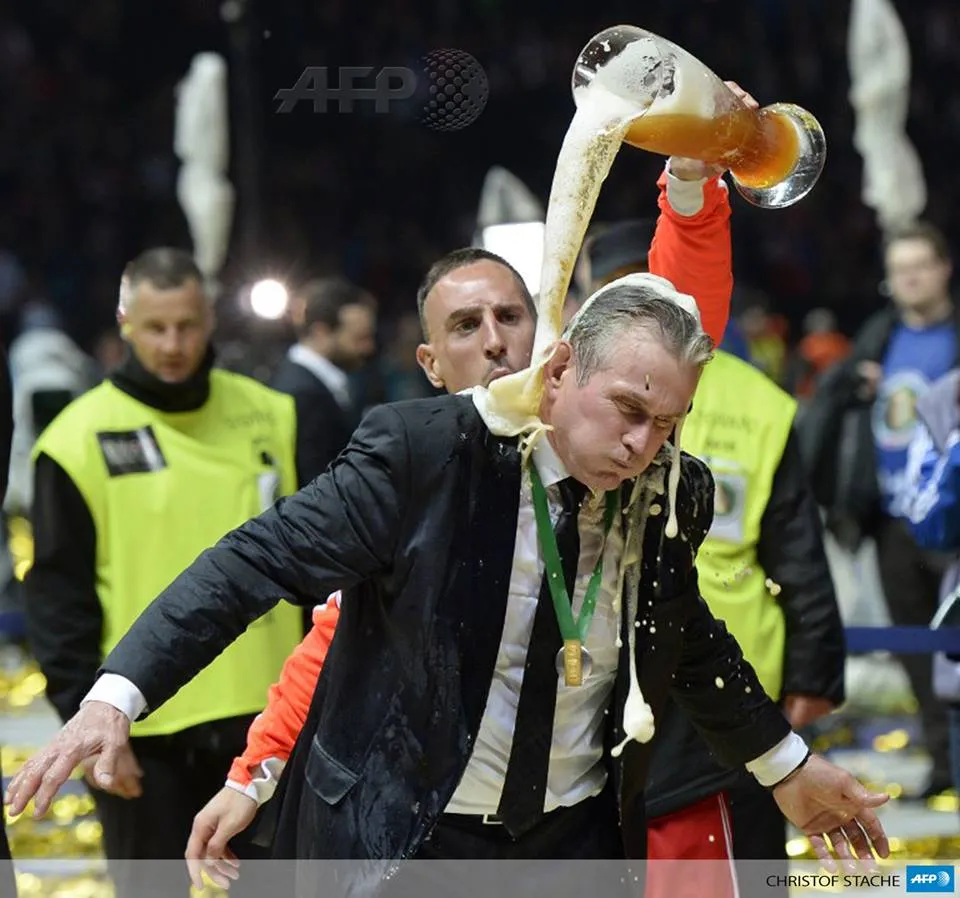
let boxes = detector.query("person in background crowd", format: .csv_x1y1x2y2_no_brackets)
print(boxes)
739,293,788,384
270,277,377,486
785,308,851,401
378,311,435,402
21,248,304,897
900,366,960,808
4,316,98,517
802,221,959,799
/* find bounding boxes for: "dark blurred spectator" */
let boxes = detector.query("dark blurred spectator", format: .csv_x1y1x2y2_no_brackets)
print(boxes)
377,311,434,402
785,308,852,400
801,221,958,799
739,293,789,385
270,277,377,486
899,368,960,810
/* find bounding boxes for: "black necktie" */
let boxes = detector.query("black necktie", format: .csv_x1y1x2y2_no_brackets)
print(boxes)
497,476,585,837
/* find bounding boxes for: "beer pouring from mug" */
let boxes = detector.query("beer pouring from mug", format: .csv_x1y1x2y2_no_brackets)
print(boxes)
572,25,826,208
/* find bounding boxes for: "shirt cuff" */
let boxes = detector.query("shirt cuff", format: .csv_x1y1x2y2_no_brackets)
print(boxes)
226,758,286,807
664,162,708,216
745,732,810,787
81,673,148,722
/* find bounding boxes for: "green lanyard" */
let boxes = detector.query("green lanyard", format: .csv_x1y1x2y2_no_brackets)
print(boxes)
528,463,617,685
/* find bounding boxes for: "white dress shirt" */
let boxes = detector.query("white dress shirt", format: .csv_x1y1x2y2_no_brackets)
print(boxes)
446,437,624,813
287,343,353,411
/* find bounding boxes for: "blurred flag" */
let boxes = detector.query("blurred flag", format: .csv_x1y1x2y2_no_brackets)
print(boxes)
174,53,235,295
847,0,927,234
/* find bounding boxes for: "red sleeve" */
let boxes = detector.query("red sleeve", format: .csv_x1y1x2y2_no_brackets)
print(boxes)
228,601,340,785
646,171,732,346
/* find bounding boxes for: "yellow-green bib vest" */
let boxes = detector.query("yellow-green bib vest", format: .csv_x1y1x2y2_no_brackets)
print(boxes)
682,350,797,700
34,369,304,737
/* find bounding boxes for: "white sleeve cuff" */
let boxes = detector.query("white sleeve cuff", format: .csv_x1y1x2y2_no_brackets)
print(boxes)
664,162,708,217
226,779,262,802
81,673,148,722
745,731,810,786
226,758,287,807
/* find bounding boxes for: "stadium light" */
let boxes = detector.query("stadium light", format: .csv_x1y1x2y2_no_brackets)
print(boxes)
249,278,289,319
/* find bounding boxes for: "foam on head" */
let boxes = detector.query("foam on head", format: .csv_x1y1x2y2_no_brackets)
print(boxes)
473,37,703,445
567,271,703,333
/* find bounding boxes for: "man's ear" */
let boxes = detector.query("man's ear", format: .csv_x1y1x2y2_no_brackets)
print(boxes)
542,340,573,389
416,343,445,389
117,310,132,339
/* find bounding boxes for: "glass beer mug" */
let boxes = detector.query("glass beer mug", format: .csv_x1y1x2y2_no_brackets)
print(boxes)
572,25,826,208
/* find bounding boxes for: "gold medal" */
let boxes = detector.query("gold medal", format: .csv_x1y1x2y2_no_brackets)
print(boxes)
563,639,583,687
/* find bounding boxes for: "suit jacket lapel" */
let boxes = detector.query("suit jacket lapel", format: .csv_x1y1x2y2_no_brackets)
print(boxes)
441,427,521,736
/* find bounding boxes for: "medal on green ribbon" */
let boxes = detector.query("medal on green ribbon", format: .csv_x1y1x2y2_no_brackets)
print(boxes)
528,463,617,686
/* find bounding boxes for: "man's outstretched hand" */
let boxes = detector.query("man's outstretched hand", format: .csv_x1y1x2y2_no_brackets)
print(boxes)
4,700,131,817
774,754,890,871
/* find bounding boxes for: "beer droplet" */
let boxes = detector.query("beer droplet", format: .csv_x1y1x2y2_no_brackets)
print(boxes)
765,577,782,596
650,503,662,516
645,373,651,391
715,676,725,689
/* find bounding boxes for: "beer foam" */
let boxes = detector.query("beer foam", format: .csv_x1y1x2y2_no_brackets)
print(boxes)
664,418,685,539
475,76,638,435
611,482,658,757
534,87,638,359
589,35,713,121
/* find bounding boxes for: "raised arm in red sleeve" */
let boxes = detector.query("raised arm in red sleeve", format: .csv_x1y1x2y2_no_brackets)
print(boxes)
647,168,733,346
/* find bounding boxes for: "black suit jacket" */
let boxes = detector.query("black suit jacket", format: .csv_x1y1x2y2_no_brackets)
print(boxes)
271,354,359,486
101,395,790,871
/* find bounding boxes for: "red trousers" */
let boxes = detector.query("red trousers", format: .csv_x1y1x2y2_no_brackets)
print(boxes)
645,792,739,898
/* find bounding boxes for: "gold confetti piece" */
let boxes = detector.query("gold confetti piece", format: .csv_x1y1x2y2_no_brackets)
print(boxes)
873,728,910,752
927,789,959,813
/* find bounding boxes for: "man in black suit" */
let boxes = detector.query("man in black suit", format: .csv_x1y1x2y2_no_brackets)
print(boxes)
7,276,888,893
271,277,377,485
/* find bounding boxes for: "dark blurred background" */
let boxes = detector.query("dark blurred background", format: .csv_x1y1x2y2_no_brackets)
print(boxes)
0,0,956,367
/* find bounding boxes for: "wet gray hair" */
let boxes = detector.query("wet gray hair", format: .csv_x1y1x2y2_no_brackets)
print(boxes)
564,282,714,385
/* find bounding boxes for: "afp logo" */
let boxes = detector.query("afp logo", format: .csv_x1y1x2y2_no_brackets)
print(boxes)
274,49,489,132
906,866,955,893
